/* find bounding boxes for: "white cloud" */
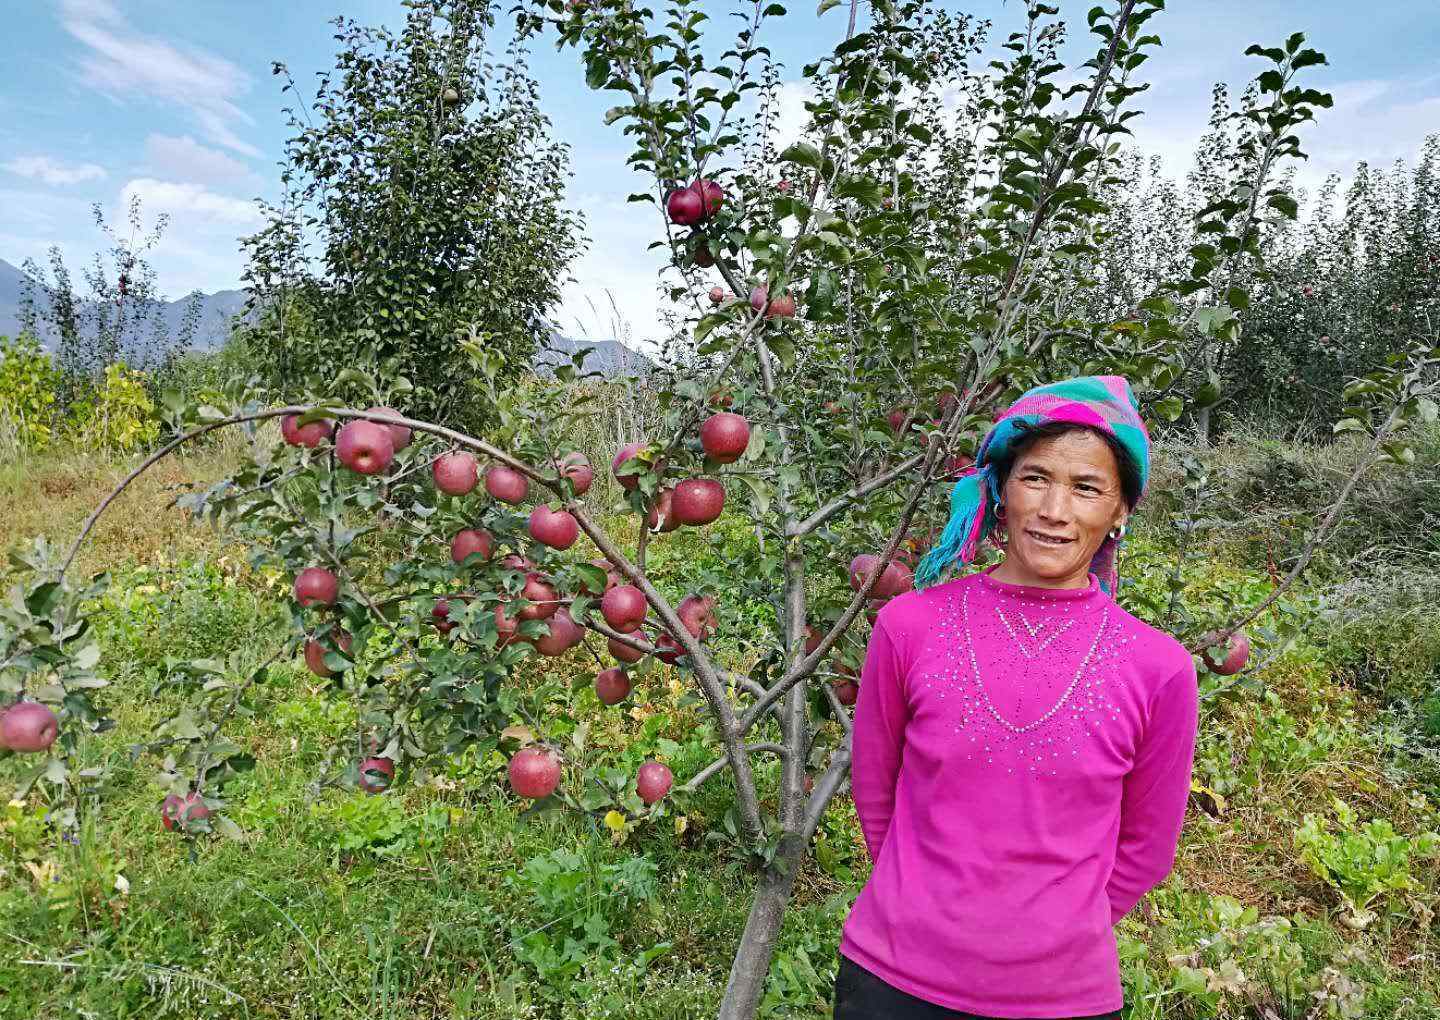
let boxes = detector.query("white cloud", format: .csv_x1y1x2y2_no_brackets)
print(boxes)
770,81,817,153
1128,75,1440,205
2,155,108,186
58,0,260,158
119,178,263,227
142,134,259,188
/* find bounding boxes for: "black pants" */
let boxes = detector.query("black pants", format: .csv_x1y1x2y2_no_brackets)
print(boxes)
832,954,1123,1020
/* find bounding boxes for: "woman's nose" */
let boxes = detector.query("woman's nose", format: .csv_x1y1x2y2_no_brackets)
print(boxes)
1037,487,1072,521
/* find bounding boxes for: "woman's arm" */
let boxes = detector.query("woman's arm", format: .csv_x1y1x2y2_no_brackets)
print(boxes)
850,615,912,861
1106,661,1199,924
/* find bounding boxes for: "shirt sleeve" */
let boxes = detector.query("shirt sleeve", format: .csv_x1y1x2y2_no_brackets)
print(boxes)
849,614,912,862
1106,660,1199,924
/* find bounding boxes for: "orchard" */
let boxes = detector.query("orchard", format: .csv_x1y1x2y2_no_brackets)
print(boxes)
2,0,1439,1018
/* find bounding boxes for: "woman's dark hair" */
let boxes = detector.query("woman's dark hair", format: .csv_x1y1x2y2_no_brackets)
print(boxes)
991,420,1143,510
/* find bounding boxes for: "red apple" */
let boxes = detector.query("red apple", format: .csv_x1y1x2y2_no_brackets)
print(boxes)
293,567,339,607
559,452,594,495
766,292,796,319
535,608,584,656
364,406,412,451
749,285,769,313
833,680,859,706
0,702,59,753
501,553,536,573
708,286,725,305
848,554,910,598
281,413,332,448
666,185,704,226
529,505,579,550
509,745,562,799
611,442,649,491
700,412,751,463
636,761,673,804
694,178,724,218
451,528,495,565
887,406,909,435
358,756,395,794
886,562,914,596
304,629,354,678
336,420,395,475
609,635,647,664
518,573,559,621
161,791,211,832
946,452,975,478
486,465,529,505
937,390,959,418
777,179,792,193
595,667,632,705
433,452,479,496
601,584,647,632
1201,630,1250,676
432,598,456,636
672,478,725,525
646,486,681,532
707,389,734,409
804,624,824,656
655,631,686,665
693,242,715,268
677,594,717,640
494,603,523,647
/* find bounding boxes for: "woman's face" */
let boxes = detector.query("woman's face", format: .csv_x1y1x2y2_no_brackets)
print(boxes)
995,429,1128,589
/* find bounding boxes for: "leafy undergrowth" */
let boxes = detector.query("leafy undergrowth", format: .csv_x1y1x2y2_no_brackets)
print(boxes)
1,442,1438,1019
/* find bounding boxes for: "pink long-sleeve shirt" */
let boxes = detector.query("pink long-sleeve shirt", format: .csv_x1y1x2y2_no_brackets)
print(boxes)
839,565,1198,1018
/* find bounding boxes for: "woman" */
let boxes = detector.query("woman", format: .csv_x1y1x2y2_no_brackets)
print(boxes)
835,376,1198,1020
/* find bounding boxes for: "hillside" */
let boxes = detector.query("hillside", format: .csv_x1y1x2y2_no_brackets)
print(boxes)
0,257,247,354
1,259,651,376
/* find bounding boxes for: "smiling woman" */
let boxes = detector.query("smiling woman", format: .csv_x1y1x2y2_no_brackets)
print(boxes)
836,376,1198,1020
986,422,1142,591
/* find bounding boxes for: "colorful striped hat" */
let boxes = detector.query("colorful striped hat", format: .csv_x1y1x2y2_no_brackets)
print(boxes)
913,375,1150,594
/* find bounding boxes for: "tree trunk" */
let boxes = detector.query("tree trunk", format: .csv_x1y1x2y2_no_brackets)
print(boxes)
717,832,809,1020
1195,405,1212,446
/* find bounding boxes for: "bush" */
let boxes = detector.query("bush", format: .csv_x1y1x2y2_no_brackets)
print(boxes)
65,361,160,453
1294,798,1439,920
0,333,61,455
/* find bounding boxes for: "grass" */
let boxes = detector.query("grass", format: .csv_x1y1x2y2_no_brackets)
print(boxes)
1,433,1439,1019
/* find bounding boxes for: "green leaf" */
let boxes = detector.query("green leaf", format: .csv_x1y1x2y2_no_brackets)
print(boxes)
778,143,823,170
1154,396,1184,422
817,0,842,13
737,475,773,516
213,816,246,841
1193,382,1222,409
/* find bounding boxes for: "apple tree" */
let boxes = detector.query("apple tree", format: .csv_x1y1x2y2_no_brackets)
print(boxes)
237,0,584,430
3,2,1439,1019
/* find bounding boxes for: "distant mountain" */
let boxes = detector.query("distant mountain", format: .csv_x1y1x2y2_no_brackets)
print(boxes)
0,258,651,377
536,331,653,376
0,257,247,356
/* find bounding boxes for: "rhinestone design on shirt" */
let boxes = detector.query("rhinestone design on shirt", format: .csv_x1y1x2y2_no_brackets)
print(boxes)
924,574,1129,778
995,606,1074,659
968,589,1109,733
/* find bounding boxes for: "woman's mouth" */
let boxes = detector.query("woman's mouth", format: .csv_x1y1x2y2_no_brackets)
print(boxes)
1025,530,1073,547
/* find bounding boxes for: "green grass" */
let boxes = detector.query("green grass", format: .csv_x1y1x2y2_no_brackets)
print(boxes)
2,437,1439,1019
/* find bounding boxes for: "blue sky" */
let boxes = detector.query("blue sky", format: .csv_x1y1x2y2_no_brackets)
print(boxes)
1,0,1436,347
